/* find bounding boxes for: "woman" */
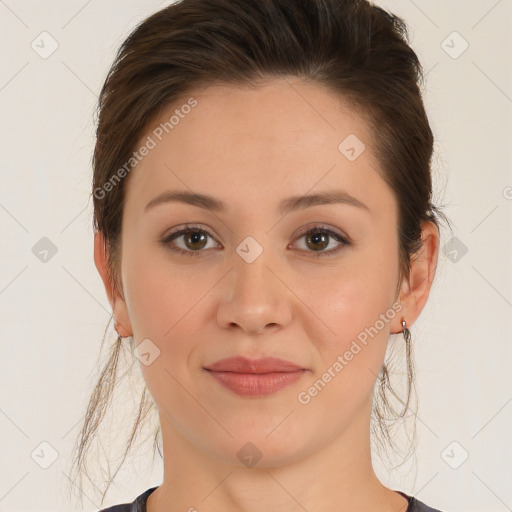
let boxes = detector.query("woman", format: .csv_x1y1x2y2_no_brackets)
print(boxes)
71,0,451,510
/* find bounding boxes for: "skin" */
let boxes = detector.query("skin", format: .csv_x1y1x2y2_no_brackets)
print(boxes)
94,77,439,512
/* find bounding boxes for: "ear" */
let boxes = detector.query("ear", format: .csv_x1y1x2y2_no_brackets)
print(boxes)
392,221,440,334
94,231,133,337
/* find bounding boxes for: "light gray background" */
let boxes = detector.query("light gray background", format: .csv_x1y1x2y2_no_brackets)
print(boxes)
0,1,511,511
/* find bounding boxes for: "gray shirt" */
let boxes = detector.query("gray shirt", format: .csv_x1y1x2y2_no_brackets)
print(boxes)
98,486,444,511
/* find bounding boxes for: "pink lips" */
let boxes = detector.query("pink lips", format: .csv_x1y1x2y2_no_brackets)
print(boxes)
204,356,308,397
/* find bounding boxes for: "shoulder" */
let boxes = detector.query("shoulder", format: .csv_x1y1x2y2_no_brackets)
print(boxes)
97,486,159,512
396,490,444,512
408,496,444,512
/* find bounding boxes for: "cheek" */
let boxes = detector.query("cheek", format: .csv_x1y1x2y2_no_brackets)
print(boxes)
295,274,396,424
308,254,397,345
122,257,207,408
299,242,399,402
122,242,204,337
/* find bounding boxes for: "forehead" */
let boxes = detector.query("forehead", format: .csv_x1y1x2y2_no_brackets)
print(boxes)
124,78,396,220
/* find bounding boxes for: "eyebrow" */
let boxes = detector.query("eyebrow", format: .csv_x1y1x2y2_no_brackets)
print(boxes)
144,189,370,215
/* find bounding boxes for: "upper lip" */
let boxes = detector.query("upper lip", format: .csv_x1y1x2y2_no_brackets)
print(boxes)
204,356,307,373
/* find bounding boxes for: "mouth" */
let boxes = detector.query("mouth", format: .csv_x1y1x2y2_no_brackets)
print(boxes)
203,356,309,397
204,368,308,397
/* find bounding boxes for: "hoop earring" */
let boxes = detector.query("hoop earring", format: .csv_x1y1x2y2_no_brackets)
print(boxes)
401,317,415,412
402,318,411,345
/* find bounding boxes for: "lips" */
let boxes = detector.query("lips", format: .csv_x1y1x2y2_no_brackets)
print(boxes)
204,356,306,373
204,356,308,397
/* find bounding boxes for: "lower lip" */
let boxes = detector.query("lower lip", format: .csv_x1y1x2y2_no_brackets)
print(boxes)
206,370,307,397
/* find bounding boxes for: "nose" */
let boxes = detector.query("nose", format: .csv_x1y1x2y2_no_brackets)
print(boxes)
215,251,293,336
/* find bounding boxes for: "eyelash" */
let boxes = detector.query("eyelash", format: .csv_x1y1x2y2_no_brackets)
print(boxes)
160,223,352,258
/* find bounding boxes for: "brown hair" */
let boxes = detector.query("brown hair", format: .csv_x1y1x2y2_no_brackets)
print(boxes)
68,0,451,505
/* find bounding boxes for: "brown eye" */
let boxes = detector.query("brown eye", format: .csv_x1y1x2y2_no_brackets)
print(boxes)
162,224,218,257
292,225,351,257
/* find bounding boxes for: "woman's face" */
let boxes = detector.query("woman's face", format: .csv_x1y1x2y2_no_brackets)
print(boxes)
102,78,416,466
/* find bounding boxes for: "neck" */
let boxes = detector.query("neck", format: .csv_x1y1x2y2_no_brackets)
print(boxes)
147,394,409,512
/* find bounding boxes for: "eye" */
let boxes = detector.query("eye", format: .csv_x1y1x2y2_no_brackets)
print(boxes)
161,223,219,257
291,224,351,257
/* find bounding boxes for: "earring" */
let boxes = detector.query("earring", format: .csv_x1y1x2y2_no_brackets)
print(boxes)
401,318,411,345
